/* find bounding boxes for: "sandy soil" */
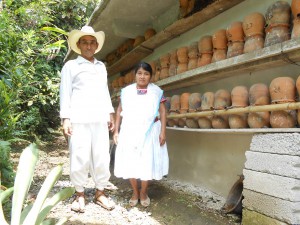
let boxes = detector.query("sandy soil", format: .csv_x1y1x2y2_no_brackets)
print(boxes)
10,136,242,225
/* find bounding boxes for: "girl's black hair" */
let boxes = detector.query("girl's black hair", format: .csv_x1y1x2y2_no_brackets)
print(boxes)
134,61,153,77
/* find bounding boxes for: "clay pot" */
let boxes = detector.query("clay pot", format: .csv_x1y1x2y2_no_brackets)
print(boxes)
169,63,177,77
265,1,291,25
231,86,249,107
177,47,189,63
264,24,290,47
249,83,270,105
198,35,213,53
244,35,265,53
214,89,231,110
133,36,145,47
197,117,213,129
160,67,169,80
165,97,171,112
292,18,300,39
186,93,201,128
168,95,181,127
188,58,198,70
124,72,131,85
178,93,191,127
229,113,248,128
154,66,160,82
201,92,215,110
291,0,300,18
248,112,270,128
227,42,244,58
243,12,266,37
160,53,170,68
212,115,229,129
144,28,156,40
179,0,195,18
270,110,297,128
212,29,228,50
177,63,188,74
269,77,296,103
197,53,212,67
149,61,156,76
170,49,178,64
226,21,245,42
188,42,199,58
118,76,125,87
212,49,227,62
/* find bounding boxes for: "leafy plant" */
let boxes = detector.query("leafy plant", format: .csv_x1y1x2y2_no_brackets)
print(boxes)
0,141,15,188
0,143,75,225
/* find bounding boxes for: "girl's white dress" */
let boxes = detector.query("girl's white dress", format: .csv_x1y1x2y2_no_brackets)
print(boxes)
114,83,169,180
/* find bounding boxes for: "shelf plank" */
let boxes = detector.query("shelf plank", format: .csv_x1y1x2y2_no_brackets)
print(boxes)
106,0,245,76
167,127,300,134
156,38,300,91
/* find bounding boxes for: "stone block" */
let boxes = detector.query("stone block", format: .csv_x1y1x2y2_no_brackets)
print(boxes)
243,189,300,224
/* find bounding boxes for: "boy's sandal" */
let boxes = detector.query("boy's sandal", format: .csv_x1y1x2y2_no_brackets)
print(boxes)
94,189,115,210
129,196,139,207
104,181,118,190
71,192,85,213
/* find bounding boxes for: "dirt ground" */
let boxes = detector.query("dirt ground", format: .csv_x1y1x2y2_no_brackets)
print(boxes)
11,135,242,225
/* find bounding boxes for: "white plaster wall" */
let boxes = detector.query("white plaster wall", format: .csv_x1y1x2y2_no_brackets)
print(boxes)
141,0,299,198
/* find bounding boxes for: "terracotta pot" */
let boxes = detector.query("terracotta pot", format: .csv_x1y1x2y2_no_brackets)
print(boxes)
231,86,249,107
188,42,199,58
227,41,244,58
159,67,169,80
189,93,202,111
244,35,265,53
243,12,266,37
165,97,171,112
292,0,300,18
133,36,145,47
178,93,191,128
167,111,180,127
168,95,181,127
149,61,156,75
264,24,290,47
249,83,270,105
269,77,296,103
154,68,160,82
169,63,177,77
129,69,136,83
292,18,300,39
188,58,198,70
198,35,213,53
186,118,199,128
212,29,228,50
160,53,170,68
197,117,213,129
177,47,189,63
118,76,125,87
144,28,156,40
248,112,270,128
111,78,119,89
177,63,188,74
214,89,231,110
124,72,132,85
229,113,248,128
170,49,178,64
270,110,297,128
212,49,227,63
265,1,291,25
201,92,215,110
212,115,229,128
296,75,300,96
197,53,213,67
226,21,245,42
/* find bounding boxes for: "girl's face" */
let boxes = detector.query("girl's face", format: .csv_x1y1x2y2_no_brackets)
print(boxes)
136,67,151,89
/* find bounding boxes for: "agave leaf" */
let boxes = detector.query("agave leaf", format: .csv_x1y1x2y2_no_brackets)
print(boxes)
40,218,56,225
22,165,63,225
35,187,75,225
0,178,8,225
20,203,33,224
11,143,38,225
0,187,14,202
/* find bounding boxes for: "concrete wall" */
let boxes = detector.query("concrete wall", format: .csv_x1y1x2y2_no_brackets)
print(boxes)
140,0,299,198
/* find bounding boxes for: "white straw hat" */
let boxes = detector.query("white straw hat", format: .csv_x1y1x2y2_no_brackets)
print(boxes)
68,25,105,54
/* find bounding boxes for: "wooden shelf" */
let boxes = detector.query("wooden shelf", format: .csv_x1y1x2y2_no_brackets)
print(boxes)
167,127,300,134
106,0,244,76
156,38,300,91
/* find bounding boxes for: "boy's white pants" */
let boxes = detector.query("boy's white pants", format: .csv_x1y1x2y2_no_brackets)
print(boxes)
69,123,110,193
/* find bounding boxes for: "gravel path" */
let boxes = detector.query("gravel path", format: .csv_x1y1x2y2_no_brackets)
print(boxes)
12,136,241,225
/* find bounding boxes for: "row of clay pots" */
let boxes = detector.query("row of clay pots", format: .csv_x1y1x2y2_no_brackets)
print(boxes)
166,76,300,129
105,28,156,66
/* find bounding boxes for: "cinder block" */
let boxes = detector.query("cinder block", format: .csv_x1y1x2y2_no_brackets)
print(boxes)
245,151,300,179
242,208,288,225
243,169,300,201
243,189,300,224
250,133,300,156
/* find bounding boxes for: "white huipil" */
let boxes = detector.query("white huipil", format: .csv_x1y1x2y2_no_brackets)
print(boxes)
59,56,114,192
114,83,169,180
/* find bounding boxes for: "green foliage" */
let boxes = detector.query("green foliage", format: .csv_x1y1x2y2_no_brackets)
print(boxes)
0,0,99,141
0,144,75,225
0,141,15,188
